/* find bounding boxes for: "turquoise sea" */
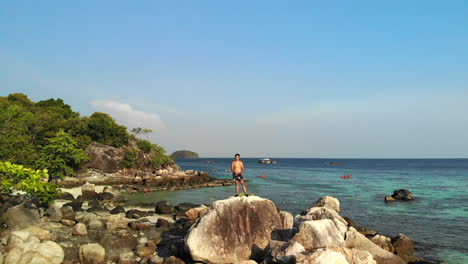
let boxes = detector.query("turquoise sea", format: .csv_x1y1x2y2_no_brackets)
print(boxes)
127,158,468,263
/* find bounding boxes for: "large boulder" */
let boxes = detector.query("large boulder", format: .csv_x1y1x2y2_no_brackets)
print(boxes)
344,227,405,264
311,196,340,213
5,239,64,264
85,142,125,173
292,219,345,251
106,215,130,231
185,196,284,264
79,243,106,264
2,204,40,229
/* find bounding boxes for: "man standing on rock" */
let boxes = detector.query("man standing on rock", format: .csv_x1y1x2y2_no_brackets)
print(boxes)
231,153,249,197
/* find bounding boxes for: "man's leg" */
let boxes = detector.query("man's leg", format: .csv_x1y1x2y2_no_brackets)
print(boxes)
235,180,240,195
240,180,248,195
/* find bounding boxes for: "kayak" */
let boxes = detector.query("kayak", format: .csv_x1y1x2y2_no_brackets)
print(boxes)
341,174,351,179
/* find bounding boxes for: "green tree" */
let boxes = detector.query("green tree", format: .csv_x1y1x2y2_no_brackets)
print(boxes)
150,144,173,168
0,99,37,165
87,112,129,147
36,130,89,181
0,161,59,206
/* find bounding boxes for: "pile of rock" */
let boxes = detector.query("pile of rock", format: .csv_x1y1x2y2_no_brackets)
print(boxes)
0,193,441,264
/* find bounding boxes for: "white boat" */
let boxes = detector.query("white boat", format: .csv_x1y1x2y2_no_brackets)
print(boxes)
258,158,272,164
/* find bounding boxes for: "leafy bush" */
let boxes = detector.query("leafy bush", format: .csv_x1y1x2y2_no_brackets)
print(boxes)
150,145,173,168
120,148,138,168
137,139,153,153
0,161,59,206
36,130,89,181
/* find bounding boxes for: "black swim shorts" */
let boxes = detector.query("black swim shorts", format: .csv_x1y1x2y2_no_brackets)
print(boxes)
232,173,243,181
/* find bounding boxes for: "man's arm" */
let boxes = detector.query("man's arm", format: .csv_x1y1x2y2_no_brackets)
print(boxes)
241,162,245,175
231,161,235,172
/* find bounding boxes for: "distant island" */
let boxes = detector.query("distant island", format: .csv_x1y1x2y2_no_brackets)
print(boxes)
171,150,199,159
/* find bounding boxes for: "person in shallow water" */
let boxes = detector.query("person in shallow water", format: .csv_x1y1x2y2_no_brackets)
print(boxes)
231,153,249,197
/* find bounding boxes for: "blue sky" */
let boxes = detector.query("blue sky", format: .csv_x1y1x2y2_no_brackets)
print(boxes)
1,1,467,157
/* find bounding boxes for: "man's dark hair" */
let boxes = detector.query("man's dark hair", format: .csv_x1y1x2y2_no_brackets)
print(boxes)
235,153,240,157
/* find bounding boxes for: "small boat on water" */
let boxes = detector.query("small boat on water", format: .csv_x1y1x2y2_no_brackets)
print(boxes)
341,174,352,179
259,172,266,178
259,158,278,164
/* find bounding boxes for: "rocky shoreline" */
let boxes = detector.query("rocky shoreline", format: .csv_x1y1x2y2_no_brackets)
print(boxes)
0,185,445,264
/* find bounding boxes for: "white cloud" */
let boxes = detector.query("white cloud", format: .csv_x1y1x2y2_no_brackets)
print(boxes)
91,100,165,134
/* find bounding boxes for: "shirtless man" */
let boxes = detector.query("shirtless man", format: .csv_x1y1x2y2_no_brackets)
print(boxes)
231,153,249,197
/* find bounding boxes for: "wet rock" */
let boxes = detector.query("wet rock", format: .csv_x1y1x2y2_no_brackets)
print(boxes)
155,200,174,214
72,223,88,236
384,196,396,203
46,205,63,222
311,195,341,213
185,196,284,264
391,189,415,201
129,219,154,230
111,205,126,214
392,234,418,263
79,243,106,264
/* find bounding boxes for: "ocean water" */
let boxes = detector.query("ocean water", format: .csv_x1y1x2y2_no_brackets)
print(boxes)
127,158,468,263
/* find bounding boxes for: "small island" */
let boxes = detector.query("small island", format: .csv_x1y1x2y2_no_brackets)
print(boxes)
170,150,199,159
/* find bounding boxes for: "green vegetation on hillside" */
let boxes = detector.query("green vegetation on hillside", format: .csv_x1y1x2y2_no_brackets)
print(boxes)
0,93,173,177
171,150,199,159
